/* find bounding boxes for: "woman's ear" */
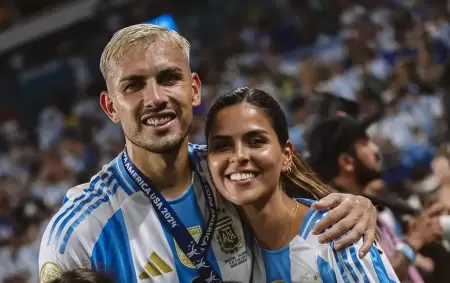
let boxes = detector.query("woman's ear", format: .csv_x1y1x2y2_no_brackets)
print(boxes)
282,140,294,172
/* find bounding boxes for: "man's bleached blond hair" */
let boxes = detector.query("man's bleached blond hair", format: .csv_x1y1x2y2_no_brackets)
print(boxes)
100,24,190,81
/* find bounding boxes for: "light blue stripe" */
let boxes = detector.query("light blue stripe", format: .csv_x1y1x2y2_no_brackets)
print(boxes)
339,249,359,282
317,256,337,283
297,198,315,206
91,209,137,283
52,172,114,248
349,246,370,283
261,246,291,283
47,174,103,246
331,242,351,283
301,210,323,239
60,182,119,253
369,246,398,283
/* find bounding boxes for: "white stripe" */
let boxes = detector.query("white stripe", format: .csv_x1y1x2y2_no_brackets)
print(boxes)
123,192,179,282
355,248,380,283
289,236,323,282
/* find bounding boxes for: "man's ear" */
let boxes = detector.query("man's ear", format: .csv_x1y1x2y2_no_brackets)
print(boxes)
100,91,120,123
191,72,201,107
338,152,354,173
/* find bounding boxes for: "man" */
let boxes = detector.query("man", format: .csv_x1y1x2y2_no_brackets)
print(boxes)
307,115,443,283
39,24,378,283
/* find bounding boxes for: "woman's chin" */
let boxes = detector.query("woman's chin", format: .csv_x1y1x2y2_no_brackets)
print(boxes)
222,190,260,207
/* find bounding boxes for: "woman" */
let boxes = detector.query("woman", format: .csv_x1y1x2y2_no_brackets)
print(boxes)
205,87,399,282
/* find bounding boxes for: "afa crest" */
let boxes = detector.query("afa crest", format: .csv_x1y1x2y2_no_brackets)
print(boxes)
40,262,64,283
175,226,202,268
215,216,243,254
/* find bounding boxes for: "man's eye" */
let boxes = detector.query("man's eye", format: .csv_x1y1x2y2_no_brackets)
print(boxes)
157,73,182,86
123,82,144,93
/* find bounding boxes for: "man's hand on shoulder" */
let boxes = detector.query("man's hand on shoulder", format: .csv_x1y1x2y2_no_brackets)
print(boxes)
311,193,377,258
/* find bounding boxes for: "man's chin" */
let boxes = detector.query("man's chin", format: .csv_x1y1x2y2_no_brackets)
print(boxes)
126,134,187,154
144,138,186,154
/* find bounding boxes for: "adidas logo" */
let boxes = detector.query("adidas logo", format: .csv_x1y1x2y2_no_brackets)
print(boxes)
139,252,173,279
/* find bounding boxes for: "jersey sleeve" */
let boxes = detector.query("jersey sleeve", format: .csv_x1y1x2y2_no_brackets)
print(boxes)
39,224,91,283
39,190,92,283
319,238,400,283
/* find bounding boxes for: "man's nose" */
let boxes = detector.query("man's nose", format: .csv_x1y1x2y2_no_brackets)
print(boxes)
143,80,169,109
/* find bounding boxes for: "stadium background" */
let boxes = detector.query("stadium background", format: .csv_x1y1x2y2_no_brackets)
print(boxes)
1,0,450,282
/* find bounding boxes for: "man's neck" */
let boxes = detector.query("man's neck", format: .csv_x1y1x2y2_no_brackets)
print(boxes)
240,190,307,250
332,175,361,195
125,139,192,200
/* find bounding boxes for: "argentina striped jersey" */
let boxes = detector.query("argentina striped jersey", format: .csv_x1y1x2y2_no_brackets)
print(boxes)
39,144,256,283
253,198,400,283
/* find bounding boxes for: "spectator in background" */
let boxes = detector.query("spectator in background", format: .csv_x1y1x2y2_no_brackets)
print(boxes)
367,89,416,150
307,116,445,283
416,42,444,86
36,106,66,151
29,151,73,211
0,187,13,247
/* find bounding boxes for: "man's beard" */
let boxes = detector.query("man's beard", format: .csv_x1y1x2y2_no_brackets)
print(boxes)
353,156,382,187
125,120,192,154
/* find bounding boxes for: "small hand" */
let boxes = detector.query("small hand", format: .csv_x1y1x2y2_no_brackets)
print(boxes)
407,215,442,249
415,254,435,273
311,193,377,258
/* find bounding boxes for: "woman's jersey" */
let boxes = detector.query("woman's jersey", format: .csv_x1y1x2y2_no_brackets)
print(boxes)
255,199,400,283
39,144,256,283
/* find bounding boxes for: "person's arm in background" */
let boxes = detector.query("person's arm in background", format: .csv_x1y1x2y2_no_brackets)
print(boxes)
378,214,440,281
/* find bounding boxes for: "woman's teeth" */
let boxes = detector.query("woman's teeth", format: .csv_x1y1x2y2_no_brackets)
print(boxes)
229,173,255,181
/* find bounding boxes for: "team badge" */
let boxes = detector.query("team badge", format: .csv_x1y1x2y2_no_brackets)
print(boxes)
175,226,202,268
40,262,64,283
215,216,243,254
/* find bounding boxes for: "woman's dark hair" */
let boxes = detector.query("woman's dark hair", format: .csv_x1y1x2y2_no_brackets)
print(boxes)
49,269,114,283
205,87,332,199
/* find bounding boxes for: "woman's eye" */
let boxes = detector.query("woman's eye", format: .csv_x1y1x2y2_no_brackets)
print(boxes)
248,138,265,147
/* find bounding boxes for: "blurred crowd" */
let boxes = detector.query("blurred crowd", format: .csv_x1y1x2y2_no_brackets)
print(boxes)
1,0,450,282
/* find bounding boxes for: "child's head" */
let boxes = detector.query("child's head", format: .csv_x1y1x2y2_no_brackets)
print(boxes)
49,269,114,283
